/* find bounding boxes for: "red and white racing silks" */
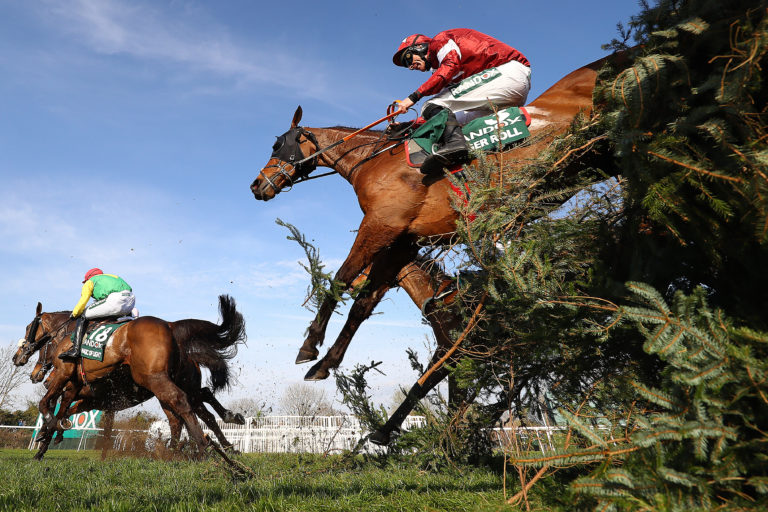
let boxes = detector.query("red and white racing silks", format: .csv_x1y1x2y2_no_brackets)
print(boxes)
415,28,530,99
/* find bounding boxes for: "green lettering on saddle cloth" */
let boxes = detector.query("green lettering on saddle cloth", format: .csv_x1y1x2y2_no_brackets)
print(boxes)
70,323,124,361
410,107,529,157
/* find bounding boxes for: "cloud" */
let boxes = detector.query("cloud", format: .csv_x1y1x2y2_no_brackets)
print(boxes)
39,0,332,97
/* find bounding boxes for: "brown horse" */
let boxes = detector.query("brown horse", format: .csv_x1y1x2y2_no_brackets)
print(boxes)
14,295,245,459
251,54,618,442
25,314,246,435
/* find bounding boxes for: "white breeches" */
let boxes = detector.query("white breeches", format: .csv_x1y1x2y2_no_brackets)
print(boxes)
84,291,136,319
423,59,532,124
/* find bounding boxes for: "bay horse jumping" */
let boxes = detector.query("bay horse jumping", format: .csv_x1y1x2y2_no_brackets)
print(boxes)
13,295,245,459
250,53,620,443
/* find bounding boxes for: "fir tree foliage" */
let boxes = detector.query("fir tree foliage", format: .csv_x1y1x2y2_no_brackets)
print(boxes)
393,0,767,506
276,218,363,314
561,284,768,510
277,1,767,506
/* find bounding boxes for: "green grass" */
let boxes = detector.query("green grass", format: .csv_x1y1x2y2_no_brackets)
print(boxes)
0,449,551,511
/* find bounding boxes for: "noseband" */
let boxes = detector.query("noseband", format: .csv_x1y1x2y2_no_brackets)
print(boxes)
258,127,318,195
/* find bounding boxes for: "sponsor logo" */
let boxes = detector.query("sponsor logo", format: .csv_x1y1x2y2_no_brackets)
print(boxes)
451,67,501,97
463,108,528,150
34,409,101,430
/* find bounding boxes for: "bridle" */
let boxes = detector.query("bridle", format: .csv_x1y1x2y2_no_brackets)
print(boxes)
255,108,408,196
18,314,69,362
257,127,320,195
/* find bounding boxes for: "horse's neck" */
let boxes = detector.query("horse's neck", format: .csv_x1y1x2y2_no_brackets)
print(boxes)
312,127,384,183
44,311,72,327
43,312,73,343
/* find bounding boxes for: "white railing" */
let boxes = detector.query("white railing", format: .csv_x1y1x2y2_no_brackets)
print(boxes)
4,418,587,455
198,415,427,454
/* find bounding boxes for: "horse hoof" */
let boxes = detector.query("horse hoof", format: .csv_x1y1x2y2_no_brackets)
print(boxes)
233,413,245,425
295,348,319,364
59,418,73,430
304,362,329,381
369,430,391,446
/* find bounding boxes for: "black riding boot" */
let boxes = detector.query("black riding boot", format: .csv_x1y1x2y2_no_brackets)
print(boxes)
59,317,86,361
421,105,470,175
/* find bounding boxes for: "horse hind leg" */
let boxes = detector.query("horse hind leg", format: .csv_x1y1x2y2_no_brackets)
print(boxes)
198,387,245,425
370,361,452,446
160,406,184,451
193,402,237,451
398,260,465,407
141,375,209,454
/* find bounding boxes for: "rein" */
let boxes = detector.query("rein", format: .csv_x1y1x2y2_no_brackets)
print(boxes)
294,111,399,169
259,110,407,194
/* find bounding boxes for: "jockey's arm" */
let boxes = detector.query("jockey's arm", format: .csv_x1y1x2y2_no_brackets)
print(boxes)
415,48,462,98
72,280,94,318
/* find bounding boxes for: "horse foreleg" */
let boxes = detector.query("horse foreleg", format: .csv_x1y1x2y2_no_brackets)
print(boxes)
305,241,417,380
304,282,392,381
298,220,405,364
35,367,74,444
51,383,80,445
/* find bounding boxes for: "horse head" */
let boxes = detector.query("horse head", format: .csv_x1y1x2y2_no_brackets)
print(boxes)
13,302,47,366
251,105,320,201
13,304,71,372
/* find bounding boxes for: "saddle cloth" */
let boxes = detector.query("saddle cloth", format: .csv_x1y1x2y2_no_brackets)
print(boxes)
404,106,532,168
70,318,132,361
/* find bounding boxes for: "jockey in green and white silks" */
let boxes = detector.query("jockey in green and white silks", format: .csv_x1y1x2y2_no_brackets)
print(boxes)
60,268,136,361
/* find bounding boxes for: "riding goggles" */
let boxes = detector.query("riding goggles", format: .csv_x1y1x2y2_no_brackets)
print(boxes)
401,51,416,67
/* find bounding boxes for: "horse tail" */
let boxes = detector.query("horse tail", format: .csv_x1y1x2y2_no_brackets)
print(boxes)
171,295,246,393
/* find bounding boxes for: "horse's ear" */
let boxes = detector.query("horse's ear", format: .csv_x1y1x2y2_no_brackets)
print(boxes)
291,106,303,128
36,302,42,316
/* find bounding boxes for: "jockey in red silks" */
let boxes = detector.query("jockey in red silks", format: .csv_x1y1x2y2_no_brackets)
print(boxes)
59,268,136,361
392,29,531,170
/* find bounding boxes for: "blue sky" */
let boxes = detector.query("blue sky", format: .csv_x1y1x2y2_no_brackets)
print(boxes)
0,0,642,414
